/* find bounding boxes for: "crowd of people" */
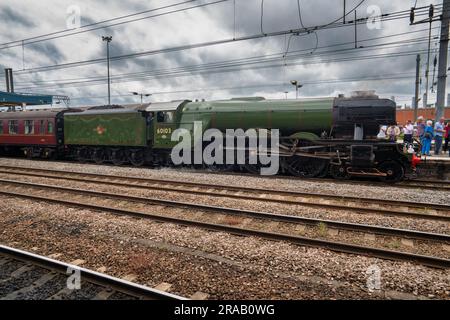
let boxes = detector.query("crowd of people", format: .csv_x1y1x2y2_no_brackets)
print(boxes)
377,116,450,157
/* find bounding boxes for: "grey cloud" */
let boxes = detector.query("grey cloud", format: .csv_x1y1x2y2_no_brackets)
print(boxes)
0,6,36,28
2,0,443,107
28,42,65,64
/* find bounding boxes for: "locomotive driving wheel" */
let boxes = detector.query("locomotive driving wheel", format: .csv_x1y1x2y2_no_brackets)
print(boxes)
283,156,328,178
76,147,89,163
243,151,260,174
244,163,261,174
282,139,329,178
242,151,279,175
111,149,126,166
93,148,105,164
377,160,404,182
129,150,145,166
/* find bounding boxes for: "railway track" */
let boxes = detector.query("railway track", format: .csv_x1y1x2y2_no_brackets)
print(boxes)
0,245,185,300
1,155,450,189
0,165,448,222
179,168,450,191
0,178,448,268
400,179,450,190
0,158,449,190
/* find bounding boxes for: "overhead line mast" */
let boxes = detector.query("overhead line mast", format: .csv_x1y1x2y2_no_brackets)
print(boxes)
102,36,113,105
436,0,450,120
411,0,450,118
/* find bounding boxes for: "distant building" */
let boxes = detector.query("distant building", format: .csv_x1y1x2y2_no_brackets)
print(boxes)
397,106,450,123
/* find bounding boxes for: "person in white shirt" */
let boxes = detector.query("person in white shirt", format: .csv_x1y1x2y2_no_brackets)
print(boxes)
377,125,387,139
403,120,414,143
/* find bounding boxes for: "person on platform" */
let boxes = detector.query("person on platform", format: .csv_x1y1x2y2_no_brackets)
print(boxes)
444,121,450,155
415,116,425,139
403,120,414,144
377,125,387,139
387,124,400,142
434,117,445,155
421,120,434,156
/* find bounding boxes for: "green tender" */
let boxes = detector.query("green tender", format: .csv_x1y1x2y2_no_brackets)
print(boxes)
64,111,147,147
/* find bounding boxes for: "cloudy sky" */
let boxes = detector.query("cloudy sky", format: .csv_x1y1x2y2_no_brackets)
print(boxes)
0,0,445,107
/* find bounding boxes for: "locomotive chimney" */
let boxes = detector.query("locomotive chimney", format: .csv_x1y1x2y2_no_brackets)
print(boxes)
351,90,378,99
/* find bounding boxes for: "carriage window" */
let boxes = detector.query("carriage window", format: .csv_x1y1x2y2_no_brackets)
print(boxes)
47,121,53,134
40,120,45,134
8,120,18,134
0,121,3,134
25,120,34,134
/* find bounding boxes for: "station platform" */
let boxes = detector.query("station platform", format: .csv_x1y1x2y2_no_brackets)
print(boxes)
417,152,450,180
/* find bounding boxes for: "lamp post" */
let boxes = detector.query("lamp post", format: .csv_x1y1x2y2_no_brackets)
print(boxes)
290,80,303,99
131,92,152,105
102,36,112,105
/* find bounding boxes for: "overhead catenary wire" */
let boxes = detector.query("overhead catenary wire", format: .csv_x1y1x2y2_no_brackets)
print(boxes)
65,72,418,103
2,24,438,83
14,48,438,94
5,1,446,104
16,47,438,91
15,40,436,88
14,27,440,89
18,37,436,88
0,0,230,50
10,4,439,76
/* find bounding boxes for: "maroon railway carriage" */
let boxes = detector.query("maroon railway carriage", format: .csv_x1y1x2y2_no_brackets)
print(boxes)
0,110,67,159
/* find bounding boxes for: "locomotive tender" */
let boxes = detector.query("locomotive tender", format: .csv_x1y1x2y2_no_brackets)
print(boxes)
0,91,417,181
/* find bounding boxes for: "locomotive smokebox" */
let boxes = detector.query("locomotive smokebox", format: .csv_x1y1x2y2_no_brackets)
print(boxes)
332,92,396,139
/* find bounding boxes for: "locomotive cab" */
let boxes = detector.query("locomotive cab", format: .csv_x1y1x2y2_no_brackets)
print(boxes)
145,100,190,149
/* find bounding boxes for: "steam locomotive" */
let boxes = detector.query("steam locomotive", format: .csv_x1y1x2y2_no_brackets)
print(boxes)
0,91,418,181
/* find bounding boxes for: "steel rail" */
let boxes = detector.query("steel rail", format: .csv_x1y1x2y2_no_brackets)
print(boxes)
0,166,448,221
0,161,447,190
0,245,186,300
0,178,448,242
400,180,450,189
411,179,450,185
0,187,449,269
173,167,450,191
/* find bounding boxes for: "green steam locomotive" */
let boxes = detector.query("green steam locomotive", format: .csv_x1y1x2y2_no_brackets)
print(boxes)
0,91,416,181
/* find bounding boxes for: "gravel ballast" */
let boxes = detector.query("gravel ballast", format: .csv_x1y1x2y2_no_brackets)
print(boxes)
0,158,447,204
0,195,449,300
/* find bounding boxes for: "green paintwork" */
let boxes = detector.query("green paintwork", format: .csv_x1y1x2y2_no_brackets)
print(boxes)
64,98,335,150
64,110,147,146
178,98,334,136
